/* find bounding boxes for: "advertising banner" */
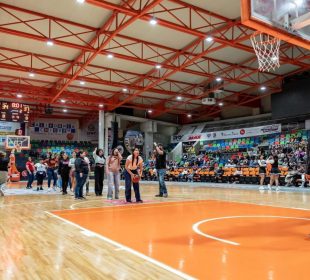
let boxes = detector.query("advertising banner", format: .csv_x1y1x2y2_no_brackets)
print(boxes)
171,124,281,143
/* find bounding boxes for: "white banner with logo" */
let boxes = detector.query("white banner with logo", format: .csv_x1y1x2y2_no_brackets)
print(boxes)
171,124,281,143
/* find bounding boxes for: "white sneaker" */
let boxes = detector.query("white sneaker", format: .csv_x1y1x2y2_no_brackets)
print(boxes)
259,186,264,190
276,186,280,192
267,184,271,190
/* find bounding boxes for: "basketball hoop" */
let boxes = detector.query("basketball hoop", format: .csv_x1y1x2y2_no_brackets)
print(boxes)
250,31,281,72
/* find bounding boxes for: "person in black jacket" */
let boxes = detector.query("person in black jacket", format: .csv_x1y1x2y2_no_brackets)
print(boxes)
74,151,89,199
58,153,71,195
0,151,9,196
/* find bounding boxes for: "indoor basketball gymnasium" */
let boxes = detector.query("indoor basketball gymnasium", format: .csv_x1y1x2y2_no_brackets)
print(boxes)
0,0,309,279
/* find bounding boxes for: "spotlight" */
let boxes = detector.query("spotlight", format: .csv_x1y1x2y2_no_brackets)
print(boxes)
76,0,85,3
28,72,35,77
260,86,267,91
187,114,192,118
216,77,222,82
79,80,86,85
63,109,68,112
60,99,66,103
149,17,158,25
219,102,224,106
176,96,182,101
148,109,153,113
122,88,128,92
205,36,213,42
107,53,114,59
17,94,22,98
155,64,162,69
99,104,104,108
46,39,54,46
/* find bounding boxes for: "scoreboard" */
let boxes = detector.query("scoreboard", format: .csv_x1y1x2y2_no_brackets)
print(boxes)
0,102,30,123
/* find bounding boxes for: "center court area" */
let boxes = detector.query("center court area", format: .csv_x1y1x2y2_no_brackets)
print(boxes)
1,183,309,280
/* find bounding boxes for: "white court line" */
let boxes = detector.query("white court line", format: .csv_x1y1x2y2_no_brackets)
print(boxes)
45,211,196,280
193,215,310,246
70,198,105,209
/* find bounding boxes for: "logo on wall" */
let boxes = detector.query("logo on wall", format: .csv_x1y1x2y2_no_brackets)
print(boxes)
124,130,144,153
87,124,96,136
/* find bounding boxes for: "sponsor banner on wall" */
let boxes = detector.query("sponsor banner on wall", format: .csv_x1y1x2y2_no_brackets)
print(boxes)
28,119,78,141
171,124,282,143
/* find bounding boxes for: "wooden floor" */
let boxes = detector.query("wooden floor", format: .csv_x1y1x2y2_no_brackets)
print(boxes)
1,181,310,280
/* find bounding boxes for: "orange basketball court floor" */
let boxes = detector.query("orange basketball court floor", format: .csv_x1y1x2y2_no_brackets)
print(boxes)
50,200,310,280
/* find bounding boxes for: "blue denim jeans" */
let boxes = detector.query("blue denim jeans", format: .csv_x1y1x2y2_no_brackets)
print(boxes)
27,172,34,188
158,169,167,195
47,168,57,188
107,172,120,199
75,173,88,198
124,170,141,202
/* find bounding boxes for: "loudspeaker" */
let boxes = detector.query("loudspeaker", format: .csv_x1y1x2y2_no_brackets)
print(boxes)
111,121,118,149
45,105,53,114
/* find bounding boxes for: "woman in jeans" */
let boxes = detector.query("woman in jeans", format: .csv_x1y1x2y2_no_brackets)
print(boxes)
125,148,143,203
106,148,122,200
93,148,105,196
69,152,76,193
74,151,88,200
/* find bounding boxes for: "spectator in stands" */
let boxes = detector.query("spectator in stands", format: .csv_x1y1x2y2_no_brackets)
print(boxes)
232,167,243,184
69,152,76,194
125,148,143,203
267,155,280,191
106,148,122,200
34,158,47,191
93,148,105,196
74,151,88,200
0,151,9,196
44,153,58,191
154,143,168,198
214,167,224,183
58,153,71,195
258,155,267,190
25,156,35,189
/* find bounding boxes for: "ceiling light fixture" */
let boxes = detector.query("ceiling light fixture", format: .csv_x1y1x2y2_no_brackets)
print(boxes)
17,94,22,98
205,36,213,43
28,72,35,77
148,109,153,113
76,0,85,4
79,80,85,85
107,53,114,59
187,114,192,118
60,99,66,103
99,104,104,108
260,86,267,91
149,17,158,25
216,77,222,82
63,109,68,112
122,88,128,92
46,39,54,46
155,64,162,69
219,102,224,106
176,96,182,101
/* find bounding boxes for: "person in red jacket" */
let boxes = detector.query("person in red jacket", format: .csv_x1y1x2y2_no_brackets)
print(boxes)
25,157,35,189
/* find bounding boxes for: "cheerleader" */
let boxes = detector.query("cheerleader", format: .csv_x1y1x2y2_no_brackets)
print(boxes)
258,155,267,190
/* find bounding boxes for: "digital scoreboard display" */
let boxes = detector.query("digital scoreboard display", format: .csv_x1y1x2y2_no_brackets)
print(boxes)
0,102,30,123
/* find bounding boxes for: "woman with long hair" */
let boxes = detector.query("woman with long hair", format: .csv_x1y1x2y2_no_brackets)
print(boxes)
58,153,71,195
69,151,76,194
125,147,143,203
106,148,122,199
267,155,280,191
258,154,267,190
74,151,88,200
93,147,105,196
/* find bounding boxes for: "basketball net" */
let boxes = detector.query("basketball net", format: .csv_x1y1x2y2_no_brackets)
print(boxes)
15,143,22,153
250,31,281,72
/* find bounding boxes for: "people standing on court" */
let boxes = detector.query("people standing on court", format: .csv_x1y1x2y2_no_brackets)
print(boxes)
125,148,143,203
267,155,280,191
154,143,168,198
69,151,76,194
44,152,58,191
106,148,122,200
93,148,105,196
34,158,47,191
25,156,35,189
83,152,91,196
58,153,71,195
74,151,89,200
258,155,267,190
0,151,9,196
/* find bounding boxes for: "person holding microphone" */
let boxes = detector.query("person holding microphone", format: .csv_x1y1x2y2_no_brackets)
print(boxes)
154,143,168,198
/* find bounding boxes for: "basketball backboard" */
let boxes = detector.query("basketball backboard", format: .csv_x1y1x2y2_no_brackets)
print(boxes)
241,0,310,49
5,135,31,150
